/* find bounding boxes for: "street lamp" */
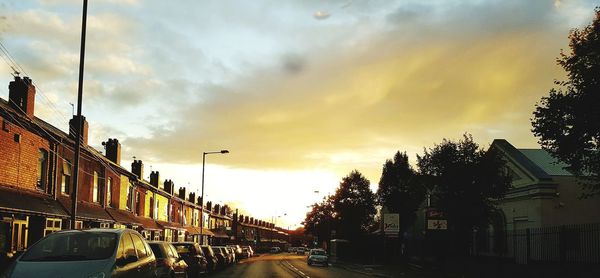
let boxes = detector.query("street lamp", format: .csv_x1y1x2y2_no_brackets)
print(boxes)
200,149,229,244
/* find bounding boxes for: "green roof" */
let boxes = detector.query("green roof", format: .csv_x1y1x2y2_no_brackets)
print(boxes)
517,149,572,176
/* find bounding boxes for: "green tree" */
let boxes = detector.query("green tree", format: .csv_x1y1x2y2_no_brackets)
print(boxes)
302,196,335,243
532,8,600,197
376,151,426,234
417,134,511,254
332,170,377,239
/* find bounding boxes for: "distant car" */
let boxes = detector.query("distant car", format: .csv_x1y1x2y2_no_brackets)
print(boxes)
3,228,156,278
226,246,237,262
172,242,209,277
211,246,232,268
307,249,328,266
296,247,306,255
239,247,251,259
200,245,218,272
288,247,297,253
270,246,281,253
149,241,188,278
227,245,243,260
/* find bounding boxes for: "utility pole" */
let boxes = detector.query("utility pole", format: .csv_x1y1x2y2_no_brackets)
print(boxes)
71,0,88,229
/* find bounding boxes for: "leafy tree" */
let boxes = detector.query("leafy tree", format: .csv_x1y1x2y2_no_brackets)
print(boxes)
332,170,377,239
417,134,511,254
532,8,600,197
302,196,335,243
376,151,426,234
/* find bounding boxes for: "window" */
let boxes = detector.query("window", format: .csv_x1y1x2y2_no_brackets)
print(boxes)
37,149,48,191
164,229,173,242
2,119,9,132
93,171,98,203
99,223,110,229
131,234,148,258
126,185,133,211
44,218,62,237
61,160,72,195
135,191,140,215
122,233,136,259
75,221,83,230
20,232,117,262
106,178,113,207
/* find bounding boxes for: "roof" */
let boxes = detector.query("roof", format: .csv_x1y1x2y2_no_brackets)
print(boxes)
106,207,142,226
156,220,185,230
491,139,552,180
518,149,572,176
58,196,113,222
210,229,230,239
135,216,162,231
0,185,68,217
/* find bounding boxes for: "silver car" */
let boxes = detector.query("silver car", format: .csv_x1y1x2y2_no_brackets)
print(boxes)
307,249,328,266
3,228,156,278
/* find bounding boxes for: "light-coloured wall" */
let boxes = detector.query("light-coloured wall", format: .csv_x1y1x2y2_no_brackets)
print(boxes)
118,175,130,210
546,176,600,226
155,194,169,222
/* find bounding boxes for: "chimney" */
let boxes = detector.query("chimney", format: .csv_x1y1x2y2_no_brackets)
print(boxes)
244,216,249,223
131,160,144,180
8,76,36,118
188,192,195,203
197,196,202,206
69,115,89,145
206,201,212,211
104,138,121,165
164,179,174,194
213,204,220,214
149,171,160,187
178,187,186,199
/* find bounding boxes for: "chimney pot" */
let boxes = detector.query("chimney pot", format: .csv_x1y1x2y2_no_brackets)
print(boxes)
149,171,160,187
105,138,121,165
8,76,36,118
131,160,144,180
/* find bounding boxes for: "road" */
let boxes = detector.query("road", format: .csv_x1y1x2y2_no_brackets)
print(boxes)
207,253,371,278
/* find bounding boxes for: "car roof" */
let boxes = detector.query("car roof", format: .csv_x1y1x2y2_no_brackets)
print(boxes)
54,228,128,235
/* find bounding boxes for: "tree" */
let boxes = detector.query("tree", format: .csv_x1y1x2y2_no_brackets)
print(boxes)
417,134,511,254
302,196,335,244
532,8,600,197
376,151,426,234
331,170,377,239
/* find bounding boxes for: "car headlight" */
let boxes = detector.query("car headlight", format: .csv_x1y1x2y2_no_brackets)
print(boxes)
87,272,105,278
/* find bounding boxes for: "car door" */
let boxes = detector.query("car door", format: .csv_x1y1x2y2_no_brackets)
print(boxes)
131,232,155,278
113,232,140,278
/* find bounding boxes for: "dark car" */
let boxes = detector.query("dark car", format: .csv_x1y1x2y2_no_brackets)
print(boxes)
148,241,188,278
200,245,218,272
210,246,230,269
171,242,208,277
3,228,156,278
226,245,243,261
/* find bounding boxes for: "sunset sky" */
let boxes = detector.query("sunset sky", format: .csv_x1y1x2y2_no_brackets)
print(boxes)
0,0,597,228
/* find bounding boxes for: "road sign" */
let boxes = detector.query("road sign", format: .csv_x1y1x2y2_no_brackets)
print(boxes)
383,213,400,235
427,219,448,230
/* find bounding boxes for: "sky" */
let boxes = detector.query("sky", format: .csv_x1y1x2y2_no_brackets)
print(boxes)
0,0,598,229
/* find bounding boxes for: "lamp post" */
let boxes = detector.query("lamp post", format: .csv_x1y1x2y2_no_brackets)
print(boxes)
200,150,229,244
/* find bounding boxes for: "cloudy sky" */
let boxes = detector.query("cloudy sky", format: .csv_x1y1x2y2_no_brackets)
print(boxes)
0,0,597,228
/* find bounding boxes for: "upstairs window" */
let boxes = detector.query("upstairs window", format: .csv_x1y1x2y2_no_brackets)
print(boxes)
61,160,72,195
93,171,99,203
106,177,113,207
36,149,48,191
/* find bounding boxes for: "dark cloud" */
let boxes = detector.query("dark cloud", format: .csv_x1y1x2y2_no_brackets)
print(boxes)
281,53,306,75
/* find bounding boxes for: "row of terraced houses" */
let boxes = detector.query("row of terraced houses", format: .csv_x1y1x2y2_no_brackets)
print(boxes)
0,76,289,255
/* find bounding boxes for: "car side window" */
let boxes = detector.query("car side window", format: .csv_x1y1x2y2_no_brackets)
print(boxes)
169,245,179,258
131,234,148,258
115,235,125,261
122,233,136,259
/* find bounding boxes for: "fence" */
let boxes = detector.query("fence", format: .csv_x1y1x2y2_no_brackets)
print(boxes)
475,223,600,265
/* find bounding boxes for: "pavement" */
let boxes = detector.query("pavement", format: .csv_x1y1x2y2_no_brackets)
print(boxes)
330,261,426,278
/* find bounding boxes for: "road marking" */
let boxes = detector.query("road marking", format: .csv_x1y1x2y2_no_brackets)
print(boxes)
282,260,311,278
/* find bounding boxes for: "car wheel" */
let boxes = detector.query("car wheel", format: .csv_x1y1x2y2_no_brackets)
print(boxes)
307,260,312,266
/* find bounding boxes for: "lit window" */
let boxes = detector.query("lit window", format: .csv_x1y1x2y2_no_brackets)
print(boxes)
106,178,112,207
44,218,62,237
37,149,48,190
61,160,72,195
93,171,98,203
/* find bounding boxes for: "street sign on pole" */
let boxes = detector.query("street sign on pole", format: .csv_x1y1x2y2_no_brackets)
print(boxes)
427,219,448,230
383,213,400,236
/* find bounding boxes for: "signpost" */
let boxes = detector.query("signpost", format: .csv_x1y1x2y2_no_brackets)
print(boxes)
383,213,400,237
425,208,447,230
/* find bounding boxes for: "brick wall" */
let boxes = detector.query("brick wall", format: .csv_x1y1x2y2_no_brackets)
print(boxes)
0,115,51,192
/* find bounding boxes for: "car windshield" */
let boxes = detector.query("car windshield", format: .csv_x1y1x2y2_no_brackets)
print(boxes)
173,244,193,255
21,231,117,262
311,250,326,256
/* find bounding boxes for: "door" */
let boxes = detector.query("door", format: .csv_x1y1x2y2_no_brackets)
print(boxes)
11,218,28,252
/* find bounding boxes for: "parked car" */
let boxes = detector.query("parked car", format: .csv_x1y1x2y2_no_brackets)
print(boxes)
200,245,218,272
269,246,281,253
171,242,208,277
296,247,306,255
241,246,254,257
3,228,156,278
148,241,188,278
307,249,328,266
226,246,237,262
288,247,297,253
226,245,243,260
239,247,251,259
210,246,230,269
